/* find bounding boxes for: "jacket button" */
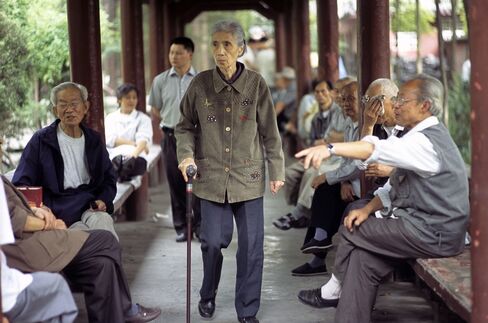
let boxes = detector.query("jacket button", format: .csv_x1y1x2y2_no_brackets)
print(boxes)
226,86,231,91
225,107,231,112
225,148,230,152
225,127,231,132
224,167,230,172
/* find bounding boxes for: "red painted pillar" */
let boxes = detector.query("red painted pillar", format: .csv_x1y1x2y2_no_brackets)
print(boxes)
285,1,296,68
357,0,390,97
317,0,339,83
294,0,312,99
469,1,488,321
274,13,287,72
121,0,146,112
67,0,105,137
149,0,165,81
357,0,390,196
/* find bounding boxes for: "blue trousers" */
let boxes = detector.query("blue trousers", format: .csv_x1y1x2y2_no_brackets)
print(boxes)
199,197,264,318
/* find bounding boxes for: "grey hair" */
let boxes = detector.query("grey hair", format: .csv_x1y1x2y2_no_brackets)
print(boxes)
50,82,88,106
211,20,247,57
367,78,398,99
411,74,444,117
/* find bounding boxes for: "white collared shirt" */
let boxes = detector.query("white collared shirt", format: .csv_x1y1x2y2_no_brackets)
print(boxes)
0,180,33,313
364,116,442,211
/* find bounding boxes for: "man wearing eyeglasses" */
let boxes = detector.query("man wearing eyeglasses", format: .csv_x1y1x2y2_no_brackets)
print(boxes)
12,82,118,239
295,74,469,323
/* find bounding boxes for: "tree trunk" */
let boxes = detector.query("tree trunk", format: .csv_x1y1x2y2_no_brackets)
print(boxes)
435,0,449,125
450,0,458,81
416,0,423,73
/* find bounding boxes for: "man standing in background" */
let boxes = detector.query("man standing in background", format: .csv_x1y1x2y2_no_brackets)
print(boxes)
149,37,200,242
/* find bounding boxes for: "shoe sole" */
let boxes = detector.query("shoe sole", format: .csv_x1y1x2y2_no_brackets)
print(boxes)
272,222,291,231
301,244,333,254
291,271,328,276
297,295,339,308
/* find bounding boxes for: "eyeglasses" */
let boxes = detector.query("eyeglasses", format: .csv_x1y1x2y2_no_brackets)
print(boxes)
391,96,417,107
56,101,83,110
341,95,356,103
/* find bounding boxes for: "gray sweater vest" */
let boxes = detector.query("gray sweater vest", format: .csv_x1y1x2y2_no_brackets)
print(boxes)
389,122,469,257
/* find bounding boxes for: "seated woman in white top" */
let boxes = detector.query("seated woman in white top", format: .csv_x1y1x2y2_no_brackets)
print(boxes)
105,83,153,160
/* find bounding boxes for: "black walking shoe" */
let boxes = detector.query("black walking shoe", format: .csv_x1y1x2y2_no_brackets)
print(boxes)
301,237,333,254
297,288,339,308
272,213,293,230
198,298,215,320
238,316,259,323
291,263,328,276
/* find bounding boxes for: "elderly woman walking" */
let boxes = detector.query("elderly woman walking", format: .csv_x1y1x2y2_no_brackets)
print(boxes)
176,21,285,323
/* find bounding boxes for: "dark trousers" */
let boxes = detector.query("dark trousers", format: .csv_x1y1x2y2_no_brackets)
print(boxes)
333,217,443,323
162,128,201,234
303,182,351,259
200,197,264,318
62,230,132,323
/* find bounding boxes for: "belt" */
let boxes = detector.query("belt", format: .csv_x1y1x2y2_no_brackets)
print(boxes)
162,126,174,134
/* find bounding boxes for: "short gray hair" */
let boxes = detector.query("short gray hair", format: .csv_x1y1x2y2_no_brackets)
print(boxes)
367,78,398,99
50,82,88,106
411,74,444,117
211,20,247,57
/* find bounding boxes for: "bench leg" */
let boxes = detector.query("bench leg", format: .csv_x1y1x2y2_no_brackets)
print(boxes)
125,173,148,221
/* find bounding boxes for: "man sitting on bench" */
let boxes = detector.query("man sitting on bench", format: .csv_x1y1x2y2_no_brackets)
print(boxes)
12,82,118,239
295,74,469,323
1,176,161,323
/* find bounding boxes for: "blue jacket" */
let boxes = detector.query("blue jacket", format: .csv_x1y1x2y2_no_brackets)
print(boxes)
12,120,116,226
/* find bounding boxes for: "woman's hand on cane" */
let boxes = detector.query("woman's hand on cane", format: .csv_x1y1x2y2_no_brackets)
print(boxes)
178,158,196,182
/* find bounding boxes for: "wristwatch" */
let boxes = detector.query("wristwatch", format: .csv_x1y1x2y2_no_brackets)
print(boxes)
327,143,336,155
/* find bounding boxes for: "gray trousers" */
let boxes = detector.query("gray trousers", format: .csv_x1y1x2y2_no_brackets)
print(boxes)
284,160,341,209
333,216,444,323
5,272,78,323
69,210,119,241
199,197,264,318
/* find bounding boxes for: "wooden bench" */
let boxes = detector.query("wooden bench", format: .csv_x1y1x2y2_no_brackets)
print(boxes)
411,248,471,322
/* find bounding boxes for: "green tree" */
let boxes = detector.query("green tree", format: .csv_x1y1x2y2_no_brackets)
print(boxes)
391,0,434,33
0,0,32,137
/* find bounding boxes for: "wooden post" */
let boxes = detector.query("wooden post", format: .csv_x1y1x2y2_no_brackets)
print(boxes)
121,0,146,112
469,1,488,321
274,13,287,72
294,0,312,99
317,0,339,83
67,0,105,137
357,0,390,196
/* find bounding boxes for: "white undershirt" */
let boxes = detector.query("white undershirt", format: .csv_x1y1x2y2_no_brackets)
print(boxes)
0,180,33,313
57,125,91,189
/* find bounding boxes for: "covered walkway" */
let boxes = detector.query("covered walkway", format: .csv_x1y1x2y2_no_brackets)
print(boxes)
73,178,442,323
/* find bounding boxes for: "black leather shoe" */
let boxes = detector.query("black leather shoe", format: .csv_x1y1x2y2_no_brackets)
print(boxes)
297,288,339,308
272,213,292,230
291,263,327,276
125,303,162,322
198,298,215,319
175,232,190,243
289,216,310,229
238,316,259,323
301,237,333,254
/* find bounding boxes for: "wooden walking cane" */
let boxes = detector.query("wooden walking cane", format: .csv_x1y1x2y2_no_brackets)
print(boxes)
185,165,196,323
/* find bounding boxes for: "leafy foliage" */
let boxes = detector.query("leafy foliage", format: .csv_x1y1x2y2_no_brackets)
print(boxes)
448,75,471,163
0,0,32,137
391,0,435,33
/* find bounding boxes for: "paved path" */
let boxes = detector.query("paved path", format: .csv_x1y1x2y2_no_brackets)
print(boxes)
75,181,437,323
